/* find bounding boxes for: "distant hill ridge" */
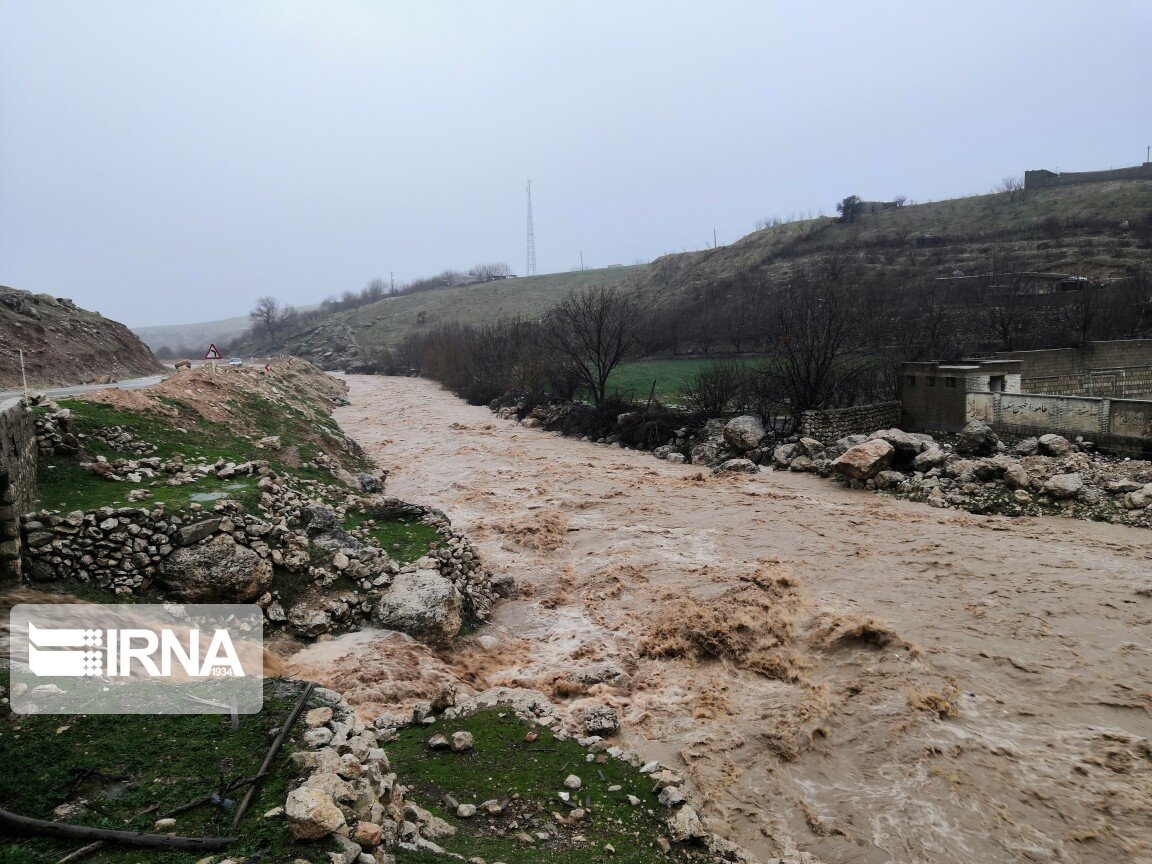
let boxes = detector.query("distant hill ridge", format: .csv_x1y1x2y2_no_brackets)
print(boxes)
142,180,1152,370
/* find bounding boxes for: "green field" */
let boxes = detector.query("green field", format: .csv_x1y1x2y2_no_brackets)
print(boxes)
594,357,764,403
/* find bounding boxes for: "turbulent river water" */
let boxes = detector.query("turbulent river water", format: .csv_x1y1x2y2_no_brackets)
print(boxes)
288,374,1152,864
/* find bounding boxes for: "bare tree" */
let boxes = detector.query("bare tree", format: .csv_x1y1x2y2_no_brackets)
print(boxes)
249,296,281,338
543,286,639,404
980,254,1027,349
468,262,512,280
1062,283,1100,347
766,272,879,423
994,175,1027,203
682,360,747,418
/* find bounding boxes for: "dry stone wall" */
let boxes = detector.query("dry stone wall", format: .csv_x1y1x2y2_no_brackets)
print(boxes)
0,397,37,582
800,401,902,442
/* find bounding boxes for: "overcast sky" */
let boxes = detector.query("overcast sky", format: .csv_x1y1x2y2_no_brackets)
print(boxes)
2,1,1150,328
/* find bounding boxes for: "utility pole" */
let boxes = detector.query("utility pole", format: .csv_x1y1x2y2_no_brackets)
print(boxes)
389,272,394,293
525,180,537,277
713,228,717,249
19,349,28,402
579,250,584,271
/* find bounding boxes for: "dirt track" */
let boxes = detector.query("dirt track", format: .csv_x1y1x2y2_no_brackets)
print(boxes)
306,375,1152,864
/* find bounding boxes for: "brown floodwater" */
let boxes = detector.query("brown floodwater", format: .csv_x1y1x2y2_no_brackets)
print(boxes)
288,374,1152,864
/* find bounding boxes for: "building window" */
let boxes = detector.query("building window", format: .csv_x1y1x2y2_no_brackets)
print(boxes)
926,376,936,387
945,377,957,388
905,375,916,387
989,375,1005,393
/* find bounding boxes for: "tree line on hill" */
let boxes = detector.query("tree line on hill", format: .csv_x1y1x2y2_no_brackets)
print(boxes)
150,262,515,358
378,252,1152,436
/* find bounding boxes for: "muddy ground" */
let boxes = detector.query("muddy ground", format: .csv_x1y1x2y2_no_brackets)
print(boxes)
291,375,1152,864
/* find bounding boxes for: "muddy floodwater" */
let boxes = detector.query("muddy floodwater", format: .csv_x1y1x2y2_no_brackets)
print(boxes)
290,374,1152,864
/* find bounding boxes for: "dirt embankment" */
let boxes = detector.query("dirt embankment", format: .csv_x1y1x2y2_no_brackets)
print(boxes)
78,359,357,466
0,286,164,389
304,375,1152,864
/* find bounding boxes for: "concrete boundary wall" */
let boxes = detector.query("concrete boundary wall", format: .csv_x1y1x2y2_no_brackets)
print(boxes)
0,397,37,583
990,340,1152,398
1024,164,1152,190
971,391,1152,458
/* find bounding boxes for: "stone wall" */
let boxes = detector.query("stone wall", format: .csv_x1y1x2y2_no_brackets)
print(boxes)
1024,163,1152,190
0,397,37,583
801,401,902,442
990,340,1152,397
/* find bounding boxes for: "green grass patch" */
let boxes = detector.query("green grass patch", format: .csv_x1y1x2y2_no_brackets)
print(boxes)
0,679,333,864
36,459,260,514
594,357,765,403
33,395,360,515
389,709,708,864
344,507,441,564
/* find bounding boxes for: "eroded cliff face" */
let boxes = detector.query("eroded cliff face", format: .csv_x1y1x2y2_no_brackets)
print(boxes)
0,286,164,389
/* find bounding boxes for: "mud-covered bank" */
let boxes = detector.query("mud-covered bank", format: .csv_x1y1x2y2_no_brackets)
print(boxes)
317,374,1152,864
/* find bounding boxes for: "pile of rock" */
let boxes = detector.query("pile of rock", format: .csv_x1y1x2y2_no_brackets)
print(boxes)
34,408,82,456
653,415,771,472
772,421,1152,525
284,692,408,861
90,424,158,455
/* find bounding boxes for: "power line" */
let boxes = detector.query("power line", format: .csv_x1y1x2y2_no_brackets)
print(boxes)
525,179,537,276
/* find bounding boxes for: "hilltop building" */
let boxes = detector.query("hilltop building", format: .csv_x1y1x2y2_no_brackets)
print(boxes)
1024,162,1152,190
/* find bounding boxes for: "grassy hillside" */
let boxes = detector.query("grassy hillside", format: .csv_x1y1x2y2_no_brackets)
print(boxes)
345,267,642,344
627,181,1152,301
244,267,644,368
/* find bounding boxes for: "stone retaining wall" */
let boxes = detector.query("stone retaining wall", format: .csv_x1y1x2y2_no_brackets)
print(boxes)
801,401,902,442
0,397,37,583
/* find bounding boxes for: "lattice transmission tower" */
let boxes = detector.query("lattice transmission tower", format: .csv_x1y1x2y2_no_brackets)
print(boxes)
525,180,537,276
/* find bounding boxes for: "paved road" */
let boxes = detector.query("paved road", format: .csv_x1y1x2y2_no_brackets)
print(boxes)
0,374,166,403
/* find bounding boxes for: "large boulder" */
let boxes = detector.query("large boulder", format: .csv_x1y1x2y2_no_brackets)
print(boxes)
795,437,825,458
713,458,758,474
955,422,1000,457
689,442,720,466
772,443,798,468
873,470,906,490
373,568,462,646
1043,473,1083,500
156,536,272,602
868,428,925,462
286,787,346,839
1002,463,1032,490
1038,434,1076,457
830,434,869,456
913,447,948,472
1123,483,1152,509
830,440,894,481
723,416,765,451
174,517,223,547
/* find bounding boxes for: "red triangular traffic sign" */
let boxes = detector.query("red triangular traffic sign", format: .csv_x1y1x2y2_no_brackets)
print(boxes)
204,343,223,360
